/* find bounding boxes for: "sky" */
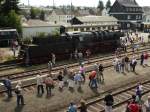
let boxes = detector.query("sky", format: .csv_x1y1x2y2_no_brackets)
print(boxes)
20,0,150,7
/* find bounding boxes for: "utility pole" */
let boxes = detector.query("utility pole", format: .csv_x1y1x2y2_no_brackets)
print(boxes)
71,0,73,19
53,0,55,9
28,0,30,6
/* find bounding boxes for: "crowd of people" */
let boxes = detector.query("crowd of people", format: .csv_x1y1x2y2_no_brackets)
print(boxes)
0,32,150,111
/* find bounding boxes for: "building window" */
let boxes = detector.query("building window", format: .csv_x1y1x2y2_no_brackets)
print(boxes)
92,27,95,30
127,15,131,20
127,23,130,28
74,28,78,31
86,27,90,31
136,15,138,20
138,15,141,20
80,28,84,31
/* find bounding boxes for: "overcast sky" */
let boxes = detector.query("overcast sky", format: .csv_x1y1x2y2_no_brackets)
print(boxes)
20,0,150,7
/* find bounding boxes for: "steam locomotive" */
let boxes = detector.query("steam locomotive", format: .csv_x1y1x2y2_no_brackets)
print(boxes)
19,30,124,64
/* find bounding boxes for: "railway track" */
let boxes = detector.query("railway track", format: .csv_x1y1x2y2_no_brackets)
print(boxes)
0,43,149,73
83,79,150,112
0,46,150,94
0,62,23,71
0,46,150,81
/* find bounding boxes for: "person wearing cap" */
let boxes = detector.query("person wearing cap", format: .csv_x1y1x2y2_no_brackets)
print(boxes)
36,71,44,95
144,96,150,112
15,81,25,106
68,102,77,112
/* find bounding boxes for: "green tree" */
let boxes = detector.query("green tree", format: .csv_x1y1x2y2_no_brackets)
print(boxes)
1,0,20,15
7,10,22,33
106,0,111,9
40,10,45,21
30,7,40,19
97,0,104,11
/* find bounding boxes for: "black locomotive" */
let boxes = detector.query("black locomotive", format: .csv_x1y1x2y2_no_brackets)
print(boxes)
19,30,124,64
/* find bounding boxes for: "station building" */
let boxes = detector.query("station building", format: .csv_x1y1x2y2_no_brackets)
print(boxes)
63,16,119,32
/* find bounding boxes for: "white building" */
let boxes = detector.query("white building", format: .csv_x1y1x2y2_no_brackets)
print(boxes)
102,8,110,16
48,9,74,24
22,19,60,38
65,15,119,32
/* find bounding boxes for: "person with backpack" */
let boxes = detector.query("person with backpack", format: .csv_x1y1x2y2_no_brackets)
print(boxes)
0,76,12,98
36,71,44,95
44,75,54,96
15,81,25,106
89,71,98,88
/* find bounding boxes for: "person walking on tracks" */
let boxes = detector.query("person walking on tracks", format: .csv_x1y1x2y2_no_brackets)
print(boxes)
79,64,86,82
125,55,130,72
131,57,137,72
15,81,25,106
144,51,149,66
86,49,91,63
94,63,100,83
135,83,143,102
0,76,12,98
57,71,64,90
104,92,114,112
79,100,87,112
44,75,54,96
89,71,98,88
51,53,56,66
36,71,44,95
74,71,83,89
68,102,77,112
99,64,104,82
144,96,150,112
140,53,144,66
48,61,53,75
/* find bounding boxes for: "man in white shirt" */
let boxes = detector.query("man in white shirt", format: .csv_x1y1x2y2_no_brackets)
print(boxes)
36,71,44,95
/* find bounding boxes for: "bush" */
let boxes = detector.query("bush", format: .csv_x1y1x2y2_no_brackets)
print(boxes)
22,37,32,45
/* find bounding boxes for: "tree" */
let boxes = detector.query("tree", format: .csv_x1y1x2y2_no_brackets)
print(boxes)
30,7,40,19
106,0,111,9
97,0,104,11
40,10,45,21
7,10,22,33
1,0,20,15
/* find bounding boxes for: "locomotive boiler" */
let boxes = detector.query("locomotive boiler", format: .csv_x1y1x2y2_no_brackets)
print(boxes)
18,30,124,64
